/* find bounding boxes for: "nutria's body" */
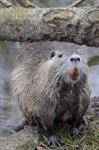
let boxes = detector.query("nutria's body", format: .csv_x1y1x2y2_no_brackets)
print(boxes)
11,46,91,145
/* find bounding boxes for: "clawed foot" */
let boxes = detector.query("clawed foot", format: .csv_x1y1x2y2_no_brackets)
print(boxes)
69,126,81,138
48,135,63,146
79,116,91,126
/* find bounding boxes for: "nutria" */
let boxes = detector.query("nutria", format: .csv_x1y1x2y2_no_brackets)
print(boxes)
11,47,91,146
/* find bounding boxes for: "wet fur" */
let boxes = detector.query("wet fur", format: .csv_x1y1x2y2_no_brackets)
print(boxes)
11,46,91,130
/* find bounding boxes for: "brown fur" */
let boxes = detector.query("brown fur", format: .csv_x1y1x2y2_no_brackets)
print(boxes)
11,46,91,129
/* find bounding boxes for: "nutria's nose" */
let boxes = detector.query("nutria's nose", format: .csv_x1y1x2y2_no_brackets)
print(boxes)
70,55,80,62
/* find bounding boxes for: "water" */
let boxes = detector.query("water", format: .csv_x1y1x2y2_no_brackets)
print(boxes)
0,42,23,136
0,0,99,137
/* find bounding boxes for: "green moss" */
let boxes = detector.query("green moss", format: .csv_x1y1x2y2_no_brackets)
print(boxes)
15,8,29,18
16,142,36,150
88,55,99,66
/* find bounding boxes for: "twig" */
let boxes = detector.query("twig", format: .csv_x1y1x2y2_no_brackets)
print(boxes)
68,0,86,8
0,0,14,8
40,142,52,150
16,0,38,8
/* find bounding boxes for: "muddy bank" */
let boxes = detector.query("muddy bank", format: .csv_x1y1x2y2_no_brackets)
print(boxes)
0,126,39,150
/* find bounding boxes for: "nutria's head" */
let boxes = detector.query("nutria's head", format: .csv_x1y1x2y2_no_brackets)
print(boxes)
48,50,88,85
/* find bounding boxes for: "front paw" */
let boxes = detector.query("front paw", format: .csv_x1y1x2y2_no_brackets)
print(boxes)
69,126,81,138
48,135,63,146
81,116,92,125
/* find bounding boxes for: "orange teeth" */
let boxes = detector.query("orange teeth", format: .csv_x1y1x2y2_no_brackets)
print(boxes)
70,67,80,81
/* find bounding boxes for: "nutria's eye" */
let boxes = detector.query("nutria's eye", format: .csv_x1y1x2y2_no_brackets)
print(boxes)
77,57,80,62
58,54,62,58
70,58,74,62
50,52,55,58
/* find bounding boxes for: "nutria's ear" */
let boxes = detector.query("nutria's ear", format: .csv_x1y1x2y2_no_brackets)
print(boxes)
50,51,56,58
